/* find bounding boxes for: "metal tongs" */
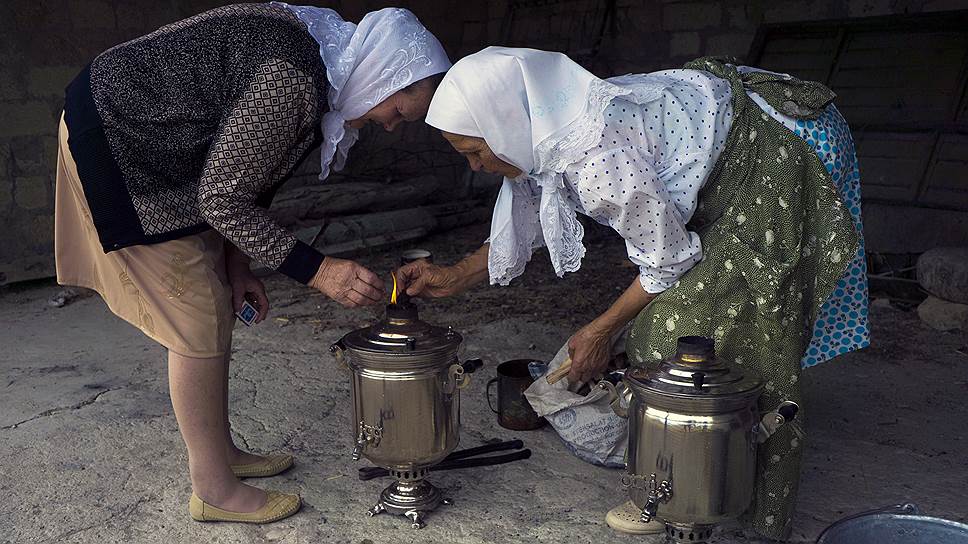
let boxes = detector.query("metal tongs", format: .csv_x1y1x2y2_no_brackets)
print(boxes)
357,439,531,481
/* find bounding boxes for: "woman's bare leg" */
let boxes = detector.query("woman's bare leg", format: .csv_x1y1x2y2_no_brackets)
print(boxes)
220,342,265,465
168,350,265,512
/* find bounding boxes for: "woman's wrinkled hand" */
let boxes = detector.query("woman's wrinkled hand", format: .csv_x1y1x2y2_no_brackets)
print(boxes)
396,260,467,298
226,253,269,323
567,322,613,384
311,257,385,308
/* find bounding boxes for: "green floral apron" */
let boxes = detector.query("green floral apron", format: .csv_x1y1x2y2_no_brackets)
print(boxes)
625,58,859,540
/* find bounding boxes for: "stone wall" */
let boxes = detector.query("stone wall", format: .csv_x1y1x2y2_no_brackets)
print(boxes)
3,0,967,283
0,0,226,284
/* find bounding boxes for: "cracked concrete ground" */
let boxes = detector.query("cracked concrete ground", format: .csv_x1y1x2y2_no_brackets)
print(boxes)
2,221,967,544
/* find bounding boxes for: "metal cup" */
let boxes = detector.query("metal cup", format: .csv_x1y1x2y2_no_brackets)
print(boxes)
486,360,546,431
401,249,433,266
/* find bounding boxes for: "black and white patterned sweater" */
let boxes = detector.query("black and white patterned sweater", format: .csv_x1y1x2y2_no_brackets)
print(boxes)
64,3,328,284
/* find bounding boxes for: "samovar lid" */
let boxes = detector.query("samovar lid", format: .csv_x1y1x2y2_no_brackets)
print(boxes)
625,336,763,412
339,301,462,357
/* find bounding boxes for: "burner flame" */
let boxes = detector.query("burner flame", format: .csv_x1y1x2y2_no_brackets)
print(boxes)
390,272,398,305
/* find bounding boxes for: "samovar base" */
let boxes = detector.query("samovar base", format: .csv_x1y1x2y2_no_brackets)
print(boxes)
663,522,715,544
364,469,451,529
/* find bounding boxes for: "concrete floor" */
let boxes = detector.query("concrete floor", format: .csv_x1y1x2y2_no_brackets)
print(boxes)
2,222,967,544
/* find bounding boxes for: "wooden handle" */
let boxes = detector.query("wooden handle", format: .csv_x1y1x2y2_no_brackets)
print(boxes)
545,357,573,385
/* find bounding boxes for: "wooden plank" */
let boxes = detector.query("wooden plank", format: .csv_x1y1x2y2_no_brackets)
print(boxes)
760,35,839,55
829,31,967,128
748,9,968,208
833,93,956,115
836,45,968,70
752,64,828,84
863,202,968,252
314,227,431,256
759,51,830,71
834,89,951,108
935,136,968,163
926,161,968,190
831,68,960,90
854,132,936,201
859,157,925,188
837,106,951,126
854,132,939,158
960,98,968,124
835,89,953,124
822,28,848,85
268,177,440,228
845,31,967,52
921,134,968,209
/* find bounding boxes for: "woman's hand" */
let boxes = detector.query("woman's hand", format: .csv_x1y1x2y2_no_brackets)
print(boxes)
226,250,269,323
565,275,659,383
311,257,385,308
396,244,491,298
567,321,613,384
396,261,471,298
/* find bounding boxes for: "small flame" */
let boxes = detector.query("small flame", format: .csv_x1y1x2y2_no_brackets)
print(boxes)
390,272,398,304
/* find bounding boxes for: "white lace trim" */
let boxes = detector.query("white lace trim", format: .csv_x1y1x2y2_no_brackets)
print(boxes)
488,76,671,285
487,179,544,286
274,3,355,180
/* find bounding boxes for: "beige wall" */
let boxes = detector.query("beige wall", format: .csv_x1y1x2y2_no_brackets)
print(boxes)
2,0,967,283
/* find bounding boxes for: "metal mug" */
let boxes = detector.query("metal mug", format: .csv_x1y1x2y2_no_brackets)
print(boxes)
486,360,545,430
401,249,433,265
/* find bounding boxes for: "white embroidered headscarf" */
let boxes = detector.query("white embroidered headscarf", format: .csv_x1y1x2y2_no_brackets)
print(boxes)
273,3,451,180
425,47,668,285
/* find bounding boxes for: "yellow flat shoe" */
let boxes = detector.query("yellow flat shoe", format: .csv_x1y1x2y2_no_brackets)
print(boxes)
605,500,666,534
230,453,294,478
189,490,301,524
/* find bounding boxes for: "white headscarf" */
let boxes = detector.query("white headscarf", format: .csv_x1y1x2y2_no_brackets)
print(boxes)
425,47,669,285
274,3,451,180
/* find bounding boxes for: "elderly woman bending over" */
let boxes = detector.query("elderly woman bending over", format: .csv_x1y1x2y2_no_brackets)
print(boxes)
56,3,449,524
398,47,869,540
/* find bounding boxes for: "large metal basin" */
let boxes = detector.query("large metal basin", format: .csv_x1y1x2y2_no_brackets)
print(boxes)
817,504,968,544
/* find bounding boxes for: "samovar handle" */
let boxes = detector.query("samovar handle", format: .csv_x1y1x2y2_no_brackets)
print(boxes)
329,339,350,371
753,400,800,443
449,358,484,391
597,380,632,419
460,358,483,373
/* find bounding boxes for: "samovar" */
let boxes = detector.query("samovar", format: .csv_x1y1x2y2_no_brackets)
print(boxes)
601,336,799,543
330,299,482,529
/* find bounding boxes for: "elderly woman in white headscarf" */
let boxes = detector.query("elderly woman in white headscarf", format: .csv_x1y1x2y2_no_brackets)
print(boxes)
54,3,449,523
399,47,869,539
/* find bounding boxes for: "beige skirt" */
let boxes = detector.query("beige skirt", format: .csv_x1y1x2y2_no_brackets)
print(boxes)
54,114,234,358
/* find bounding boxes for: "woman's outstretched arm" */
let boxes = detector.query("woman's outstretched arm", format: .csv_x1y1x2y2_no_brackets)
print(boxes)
567,276,658,384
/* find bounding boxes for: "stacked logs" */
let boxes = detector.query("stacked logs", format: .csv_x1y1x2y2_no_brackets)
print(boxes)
267,174,497,257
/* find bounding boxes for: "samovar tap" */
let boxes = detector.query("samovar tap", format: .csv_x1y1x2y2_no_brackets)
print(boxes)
352,428,367,461
640,473,673,523
352,420,383,460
